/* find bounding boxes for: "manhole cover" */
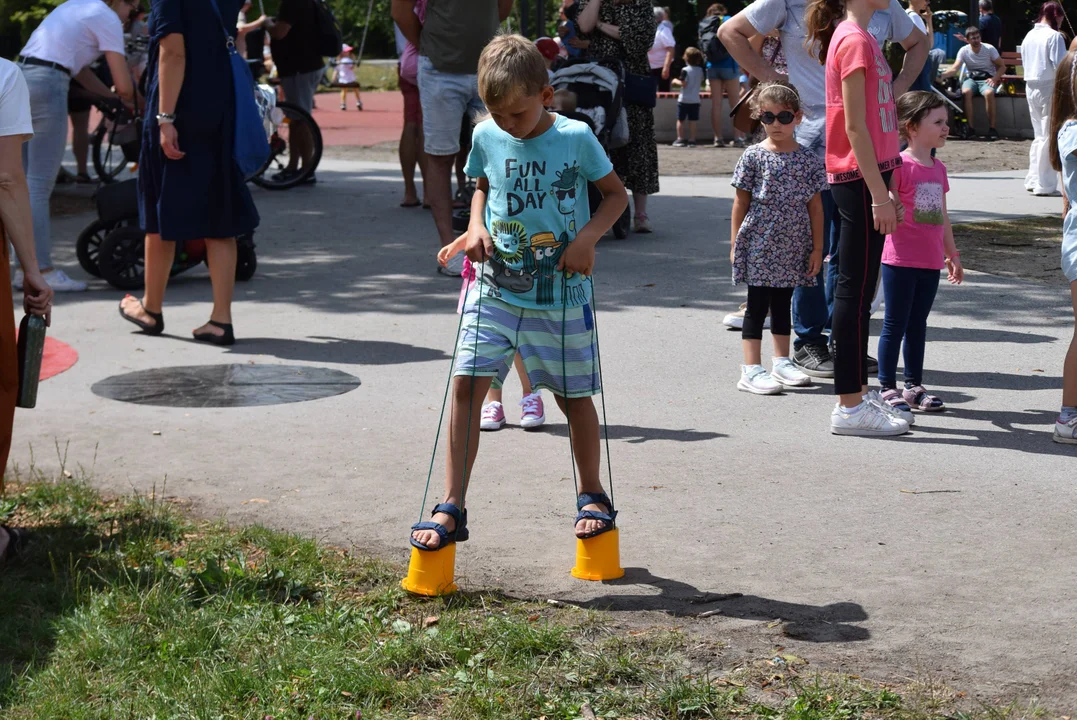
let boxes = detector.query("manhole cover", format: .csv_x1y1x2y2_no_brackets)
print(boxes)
92,364,360,408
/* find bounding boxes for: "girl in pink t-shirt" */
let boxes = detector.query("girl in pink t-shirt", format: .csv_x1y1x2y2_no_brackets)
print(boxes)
877,92,963,419
808,0,906,437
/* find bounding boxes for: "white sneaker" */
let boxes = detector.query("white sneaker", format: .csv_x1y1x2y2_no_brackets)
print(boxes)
831,401,909,436
518,392,546,429
479,401,506,431
771,357,811,387
722,302,770,330
1054,415,1077,444
737,364,782,395
12,270,23,290
43,268,87,292
438,253,465,277
866,388,915,426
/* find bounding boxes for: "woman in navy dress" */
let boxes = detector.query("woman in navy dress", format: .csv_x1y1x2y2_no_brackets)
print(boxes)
119,0,260,346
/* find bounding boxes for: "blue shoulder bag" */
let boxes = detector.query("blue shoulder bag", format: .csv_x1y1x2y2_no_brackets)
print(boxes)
209,0,271,179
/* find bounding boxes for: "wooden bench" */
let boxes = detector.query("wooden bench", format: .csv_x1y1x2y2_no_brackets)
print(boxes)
1001,50,1024,95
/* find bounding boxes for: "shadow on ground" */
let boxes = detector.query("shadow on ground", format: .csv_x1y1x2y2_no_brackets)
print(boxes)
572,567,869,642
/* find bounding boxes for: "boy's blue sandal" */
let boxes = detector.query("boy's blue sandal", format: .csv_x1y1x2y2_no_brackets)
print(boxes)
575,492,617,539
410,502,469,551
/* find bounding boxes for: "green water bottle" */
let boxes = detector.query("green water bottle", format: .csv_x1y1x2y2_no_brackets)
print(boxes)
16,314,47,409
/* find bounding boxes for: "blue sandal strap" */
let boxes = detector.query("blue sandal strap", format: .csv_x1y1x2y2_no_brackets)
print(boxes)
576,492,613,512
409,520,451,550
409,502,468,550
576,509,614,523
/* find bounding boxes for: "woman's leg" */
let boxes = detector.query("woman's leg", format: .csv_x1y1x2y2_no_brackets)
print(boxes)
877,264,916,389
70,110,91,177
709,74,723,143
400,121,421,205
1063,280,1077,408
21,68,70,272
120,233,175,326
633,192,648,219
742,285,771,365
196,237,237,335
900,269,940,387
769,286,793,358
831,178,883,407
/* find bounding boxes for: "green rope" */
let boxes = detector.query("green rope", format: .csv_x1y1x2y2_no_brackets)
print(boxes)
561,277,580,505
588,276,614,507
418,262,485,523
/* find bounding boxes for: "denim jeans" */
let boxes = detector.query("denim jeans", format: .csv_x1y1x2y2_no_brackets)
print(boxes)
911,48,945,93
877,264,940,388
19,64,70,271
793,188,840,349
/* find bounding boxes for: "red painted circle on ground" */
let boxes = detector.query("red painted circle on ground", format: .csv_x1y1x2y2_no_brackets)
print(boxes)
13,332,79,381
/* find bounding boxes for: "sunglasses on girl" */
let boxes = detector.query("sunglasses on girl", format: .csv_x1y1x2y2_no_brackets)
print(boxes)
760,110,796,125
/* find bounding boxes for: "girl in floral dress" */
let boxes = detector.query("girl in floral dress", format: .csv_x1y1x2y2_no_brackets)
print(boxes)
730,83,827,395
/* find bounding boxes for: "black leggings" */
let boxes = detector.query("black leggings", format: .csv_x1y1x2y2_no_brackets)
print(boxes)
830,174,891,395
742,286,793,340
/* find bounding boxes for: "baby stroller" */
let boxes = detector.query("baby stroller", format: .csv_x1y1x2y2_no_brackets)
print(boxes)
933,76,976,140
551,57,632,239
77,179,257,290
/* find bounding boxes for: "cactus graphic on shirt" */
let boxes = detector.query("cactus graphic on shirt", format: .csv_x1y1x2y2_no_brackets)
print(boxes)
912,181,945,225
530,232,565,306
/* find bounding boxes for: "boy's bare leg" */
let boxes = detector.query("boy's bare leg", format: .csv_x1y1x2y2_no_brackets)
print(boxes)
553,395,608,537
514,353,533,395
412,374,494,549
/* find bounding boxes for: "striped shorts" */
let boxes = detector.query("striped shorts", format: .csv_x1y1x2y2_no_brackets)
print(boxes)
454,292,601,399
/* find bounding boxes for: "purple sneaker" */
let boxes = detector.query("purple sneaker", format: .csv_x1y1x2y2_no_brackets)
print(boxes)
519,393,545,429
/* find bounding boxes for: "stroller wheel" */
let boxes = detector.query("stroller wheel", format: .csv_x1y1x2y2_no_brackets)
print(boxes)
236,235,257,282
76,219,122,278
98,226,146,291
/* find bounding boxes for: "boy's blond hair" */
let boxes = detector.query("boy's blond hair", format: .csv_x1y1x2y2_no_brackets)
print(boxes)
478,34,550,107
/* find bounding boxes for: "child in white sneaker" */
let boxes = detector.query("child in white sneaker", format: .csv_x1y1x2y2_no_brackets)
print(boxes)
439,234,546,430
730,82,826,395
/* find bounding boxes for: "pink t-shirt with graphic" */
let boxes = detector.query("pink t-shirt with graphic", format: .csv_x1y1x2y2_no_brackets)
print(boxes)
883,152,950,270
824,21,901,184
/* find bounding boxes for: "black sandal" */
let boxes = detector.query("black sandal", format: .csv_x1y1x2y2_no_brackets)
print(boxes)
119,295,164,335
1,525,29,564
193,320,235,346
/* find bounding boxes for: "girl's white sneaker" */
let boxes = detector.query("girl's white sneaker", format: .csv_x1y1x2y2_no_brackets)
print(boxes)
771,357,811,387
738,365,782,395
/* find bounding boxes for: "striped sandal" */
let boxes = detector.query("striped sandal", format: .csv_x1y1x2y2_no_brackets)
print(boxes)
903,384,945,412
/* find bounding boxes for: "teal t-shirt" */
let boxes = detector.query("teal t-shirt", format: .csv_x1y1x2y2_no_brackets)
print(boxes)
464,114,614,309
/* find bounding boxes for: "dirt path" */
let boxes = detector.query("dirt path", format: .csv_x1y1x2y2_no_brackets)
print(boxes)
325,138,1034,177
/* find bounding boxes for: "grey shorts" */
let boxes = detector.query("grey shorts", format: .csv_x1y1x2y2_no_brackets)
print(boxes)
280,68,323,113
417,55,486,156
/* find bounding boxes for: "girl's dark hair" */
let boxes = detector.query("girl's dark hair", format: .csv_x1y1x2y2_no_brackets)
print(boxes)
684,47,705,66
805,0,844,63
1050,50,1077,172
1039,1,1064,31
895,91,946,140
750,81,801,117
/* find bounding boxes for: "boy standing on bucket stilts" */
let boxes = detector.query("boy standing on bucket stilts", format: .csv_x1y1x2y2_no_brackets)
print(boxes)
410,35,629,551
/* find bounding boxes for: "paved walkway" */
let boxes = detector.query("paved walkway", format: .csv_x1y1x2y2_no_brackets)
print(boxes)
9,164,1076,706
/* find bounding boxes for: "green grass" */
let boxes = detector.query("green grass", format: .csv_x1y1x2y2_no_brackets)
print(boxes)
0,470,1056,719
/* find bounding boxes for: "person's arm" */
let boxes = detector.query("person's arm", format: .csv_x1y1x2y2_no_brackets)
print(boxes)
807,192,823,276
941,48,964,78
718,10,785,83
466,177,494,262
498,0,512,22
577,0,601,34
988,52,1005,87
0,135,52,321
843,69,895,234
391,0,421,47
893,25,928,97
104,51,135,106
73,66,115,99
559,170,628,276
941,194,962,284
157,33,185,161
662,46,674,79
437,232,468,267
730,189,750,264
237,15,267,36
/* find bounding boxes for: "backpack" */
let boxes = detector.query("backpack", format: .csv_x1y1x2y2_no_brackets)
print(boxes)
698,15,729,65
313,0,344,57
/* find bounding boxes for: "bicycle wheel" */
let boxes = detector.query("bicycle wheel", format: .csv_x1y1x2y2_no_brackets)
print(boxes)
250,101,323,190
91,123,133,184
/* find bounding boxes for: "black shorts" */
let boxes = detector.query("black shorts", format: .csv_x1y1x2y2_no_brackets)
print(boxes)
677,102,700,122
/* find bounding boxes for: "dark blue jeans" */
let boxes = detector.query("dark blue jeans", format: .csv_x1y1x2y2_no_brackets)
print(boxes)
877,264,941,389
793,189,840,349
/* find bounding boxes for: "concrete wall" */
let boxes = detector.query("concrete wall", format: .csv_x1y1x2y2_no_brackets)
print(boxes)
652,92,1034,144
